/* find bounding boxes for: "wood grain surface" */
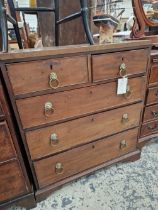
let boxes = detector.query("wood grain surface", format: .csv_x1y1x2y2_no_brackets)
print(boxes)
0,40,150,61
16,77,145,129
143,103,158,122
146,86,158,105
26,103,142,160
149,65,158,86
92,49,148,82
7,56,88,95
0,160,28,202
140,119,158,137
0,121,16,163
34,128,138,188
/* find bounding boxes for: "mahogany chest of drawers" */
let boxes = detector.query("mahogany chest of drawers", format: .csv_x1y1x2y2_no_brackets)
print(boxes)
139,50,158,146
0,40,150,203
0,77,36,209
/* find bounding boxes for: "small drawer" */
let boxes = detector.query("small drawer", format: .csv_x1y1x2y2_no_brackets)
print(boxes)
143,104,158,122
34,128,138,188
26,103,142,160
146,86,158,105
140,120,158,137
92,49,148,82
0,121,16,163
7,56,89,96
0,160,28,202
17,77,145,129
149,65,158,85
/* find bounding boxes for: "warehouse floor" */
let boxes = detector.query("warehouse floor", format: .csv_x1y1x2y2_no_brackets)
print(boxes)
9,139,158,210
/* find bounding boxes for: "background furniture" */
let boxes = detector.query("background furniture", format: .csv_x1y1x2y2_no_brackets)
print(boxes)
0,40,150,203
37,0,93,46
131,0,158,146
132,0,158,43
7,0,56,48
0,74,36,209
1,0,94,52
139,50,158,147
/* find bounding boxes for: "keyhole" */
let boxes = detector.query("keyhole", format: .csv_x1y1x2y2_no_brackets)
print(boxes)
122,57,124,61
155,90,158,96
92,145,95,149
91,117,94,122
50,64,53,70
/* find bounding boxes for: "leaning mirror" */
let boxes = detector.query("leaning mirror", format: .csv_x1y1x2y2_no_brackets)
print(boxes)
141,0,158,26
132,0,158,43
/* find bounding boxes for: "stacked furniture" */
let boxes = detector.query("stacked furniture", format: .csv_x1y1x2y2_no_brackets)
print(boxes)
131,0,158,147
0,40,150,205
0,76,36,209
139,50,158,146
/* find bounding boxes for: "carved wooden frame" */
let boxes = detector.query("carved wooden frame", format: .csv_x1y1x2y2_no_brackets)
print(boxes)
132,0,158,38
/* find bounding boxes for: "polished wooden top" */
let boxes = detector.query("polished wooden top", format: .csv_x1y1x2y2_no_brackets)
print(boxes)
0,40,151,61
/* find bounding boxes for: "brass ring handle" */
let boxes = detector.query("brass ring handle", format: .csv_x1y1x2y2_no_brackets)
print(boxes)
122,113,129,123
49,72,59,89
119,63,127,77
124,85,132,99
44,102,54,117
50,133,59,146
148,124,158,131
120,140,127,150
55,163,64,174
151,111,158,118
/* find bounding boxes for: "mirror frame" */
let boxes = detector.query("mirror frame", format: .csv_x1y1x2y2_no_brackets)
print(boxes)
137,0,158,27
132,0,158,38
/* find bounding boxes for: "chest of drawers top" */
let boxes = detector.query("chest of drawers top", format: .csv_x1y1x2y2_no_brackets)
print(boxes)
1,41,150,98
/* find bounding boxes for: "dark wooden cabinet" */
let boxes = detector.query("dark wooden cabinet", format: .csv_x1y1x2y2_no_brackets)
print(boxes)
0,40,150,203
0,161,28,202
0,121,16,162
139,50,158,146
0,79,36,209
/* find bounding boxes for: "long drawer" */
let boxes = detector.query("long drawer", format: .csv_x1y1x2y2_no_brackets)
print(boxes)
140,120,158,137
34,128,138,188
17,77,145,129
0,160,28,202
92,49,148,82
0,121,16,163
26,103,142,160
143,103,158,122
7,56,89,96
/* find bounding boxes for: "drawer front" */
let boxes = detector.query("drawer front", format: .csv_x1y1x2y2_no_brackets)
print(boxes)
140,120,158,137
17,77,145,129
92,49,148,82
149,65,158,85
7,56,88,95
0,121,16,162
26,103,142,160
146,86,158,105
143,104,158,122
0,161,28,202
34,128,138,188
